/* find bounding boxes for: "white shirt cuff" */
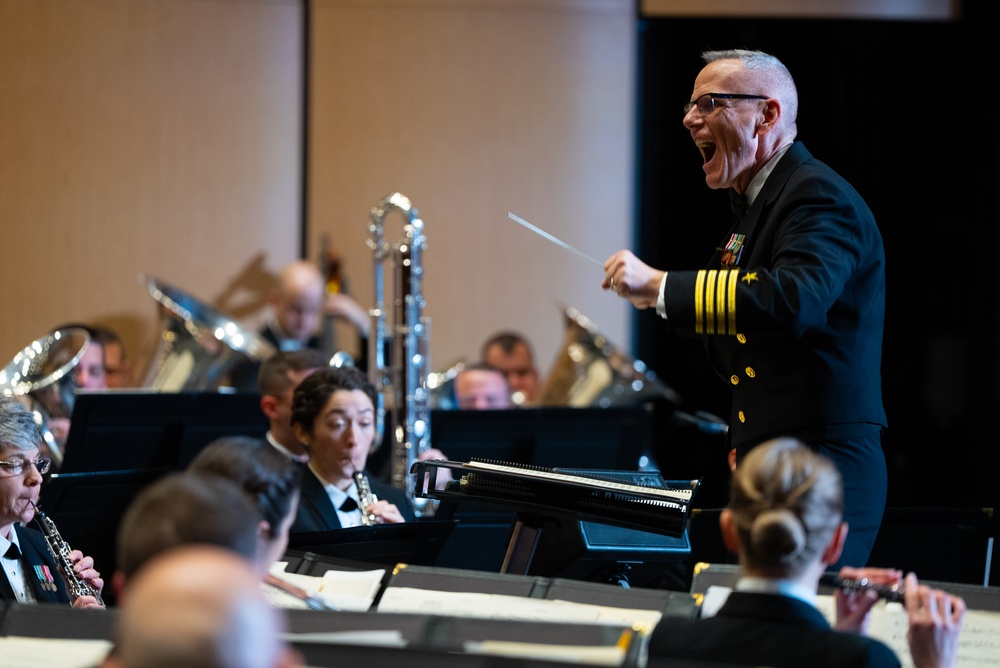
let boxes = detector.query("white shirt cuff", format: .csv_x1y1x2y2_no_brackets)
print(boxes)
656,272,669,319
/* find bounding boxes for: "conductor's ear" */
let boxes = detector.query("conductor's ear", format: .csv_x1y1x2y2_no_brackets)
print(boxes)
756,99,781,136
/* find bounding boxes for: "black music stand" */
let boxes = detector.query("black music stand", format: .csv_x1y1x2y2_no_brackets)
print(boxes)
429,406,653,470
41,390,268,605
57,390,267,473
287,521,458,569
415,461,697,588
427,407,657,573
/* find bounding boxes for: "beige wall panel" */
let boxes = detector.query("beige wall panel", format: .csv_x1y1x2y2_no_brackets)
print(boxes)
0,0,303,379
310,0,636,381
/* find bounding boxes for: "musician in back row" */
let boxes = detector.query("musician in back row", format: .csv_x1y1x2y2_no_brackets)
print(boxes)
258,350,330,463
0,397,104,608
289,367,415,531
230,261,371,391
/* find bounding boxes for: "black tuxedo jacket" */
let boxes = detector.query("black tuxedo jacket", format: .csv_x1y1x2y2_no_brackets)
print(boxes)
0,525,70,604
291,467,416,533
647,592,900,668
663,142,887,450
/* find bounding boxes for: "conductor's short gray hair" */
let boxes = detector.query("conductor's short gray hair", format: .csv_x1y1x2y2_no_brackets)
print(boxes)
701,49,799,133
0,397,42,453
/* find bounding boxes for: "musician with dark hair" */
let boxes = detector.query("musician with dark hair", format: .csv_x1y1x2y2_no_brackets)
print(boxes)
258,350,329,462
0,397,104,608
647,439,964,668
188,436,302,569
113,472,262,595
481,330,540,405
289,366,415,532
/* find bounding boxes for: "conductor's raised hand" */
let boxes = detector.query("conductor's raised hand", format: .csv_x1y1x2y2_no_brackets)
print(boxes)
602,251,665,310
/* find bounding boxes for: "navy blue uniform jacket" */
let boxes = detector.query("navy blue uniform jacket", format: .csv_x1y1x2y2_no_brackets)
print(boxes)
648,591,900,668
0,525,70,604
663,141,887,449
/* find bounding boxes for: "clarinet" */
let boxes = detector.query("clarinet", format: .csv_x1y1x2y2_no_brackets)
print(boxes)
353,471,379,526
31,503,104,606
820,573,905,603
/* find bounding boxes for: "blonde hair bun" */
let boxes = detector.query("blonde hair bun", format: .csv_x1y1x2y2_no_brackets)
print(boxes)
750,508,806,565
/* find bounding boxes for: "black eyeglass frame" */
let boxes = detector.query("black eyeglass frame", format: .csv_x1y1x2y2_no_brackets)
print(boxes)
684,93,770,115
0,458,51,476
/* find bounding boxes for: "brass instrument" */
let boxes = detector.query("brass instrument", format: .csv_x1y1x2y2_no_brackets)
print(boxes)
539,306,681,408
137,274,276,390
353,470,378,526
0,327,92,469
367,193,432,516
31,502,104,606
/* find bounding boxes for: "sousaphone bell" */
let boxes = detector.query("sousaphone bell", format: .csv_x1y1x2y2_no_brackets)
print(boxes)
0,327,92,467
538,306,681,408
137,274,276,391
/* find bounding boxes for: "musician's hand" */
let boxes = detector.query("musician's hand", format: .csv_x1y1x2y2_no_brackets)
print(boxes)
418,449,453,490
70,594,105,610
905,572,965,668
833,567,901,634
325,293,370,336
68,549,105,595
369,500,406,524
602,251,664,310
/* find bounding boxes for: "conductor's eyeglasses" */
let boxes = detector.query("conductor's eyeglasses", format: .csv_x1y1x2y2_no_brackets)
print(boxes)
0,458,51,476
684,93,769,116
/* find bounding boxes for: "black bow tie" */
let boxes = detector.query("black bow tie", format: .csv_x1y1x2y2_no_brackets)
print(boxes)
730,191,749,219
4,543,20,560
340,497,359,512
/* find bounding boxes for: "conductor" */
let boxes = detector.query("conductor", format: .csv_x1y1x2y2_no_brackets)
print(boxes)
604,49,887,567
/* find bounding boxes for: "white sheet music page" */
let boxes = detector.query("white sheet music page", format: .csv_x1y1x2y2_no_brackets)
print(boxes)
267,561,385,611
376,587,661,628
0,637,112,668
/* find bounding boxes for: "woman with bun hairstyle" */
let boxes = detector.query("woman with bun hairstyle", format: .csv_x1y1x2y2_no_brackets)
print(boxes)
648,438,964,668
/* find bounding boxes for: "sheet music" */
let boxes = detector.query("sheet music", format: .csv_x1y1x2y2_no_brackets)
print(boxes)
0,637,112,668
702,587,1000,667
464,460,693,503
268,562,385,612
377,587,662,628
465,639,627,667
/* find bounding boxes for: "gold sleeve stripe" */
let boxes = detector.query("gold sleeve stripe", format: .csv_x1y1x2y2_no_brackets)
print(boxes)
727,270,738,334
704,270,717,335
694,270,707,334
715,270,728,335
693,269,739,336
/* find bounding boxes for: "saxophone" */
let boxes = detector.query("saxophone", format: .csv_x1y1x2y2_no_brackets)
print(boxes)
31,503,104,605
353,470,379,526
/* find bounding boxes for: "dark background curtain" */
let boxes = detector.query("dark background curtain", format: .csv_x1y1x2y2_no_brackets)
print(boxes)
635,1,1000,528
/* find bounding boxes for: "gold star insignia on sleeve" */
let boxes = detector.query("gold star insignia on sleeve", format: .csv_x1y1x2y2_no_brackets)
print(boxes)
741,272,759,285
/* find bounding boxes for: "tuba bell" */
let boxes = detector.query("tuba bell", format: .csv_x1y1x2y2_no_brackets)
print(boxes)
137,274,276,391
367,193,432,516
538,306,681,408
0,327,92,468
